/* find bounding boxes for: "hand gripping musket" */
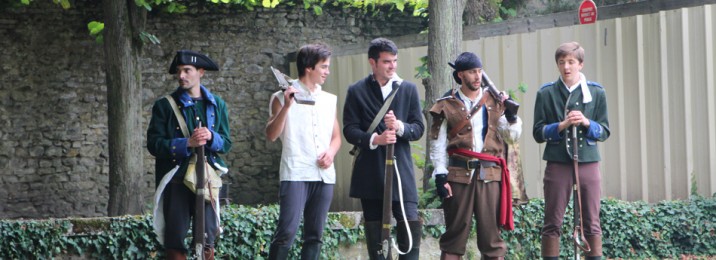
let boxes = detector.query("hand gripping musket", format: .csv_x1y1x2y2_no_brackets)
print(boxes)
270,66,316,105
481,71,520,115
380,142,395,259
571,124,591,259
193,122,206,259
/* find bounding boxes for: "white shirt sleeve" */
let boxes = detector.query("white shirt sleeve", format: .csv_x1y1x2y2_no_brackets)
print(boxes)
369,133,379,150
395,120,405,136
430,119,449,177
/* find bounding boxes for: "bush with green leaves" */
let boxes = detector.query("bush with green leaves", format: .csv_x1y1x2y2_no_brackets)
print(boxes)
1,195,714,259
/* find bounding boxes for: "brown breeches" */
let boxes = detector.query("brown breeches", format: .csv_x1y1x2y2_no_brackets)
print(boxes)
541,161,602,238
440,177,506,257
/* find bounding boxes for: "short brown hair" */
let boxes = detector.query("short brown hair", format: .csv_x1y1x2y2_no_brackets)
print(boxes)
555,42,584,64
297,42,332,77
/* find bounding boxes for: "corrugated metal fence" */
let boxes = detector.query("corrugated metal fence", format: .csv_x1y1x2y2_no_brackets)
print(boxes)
323,3,716,211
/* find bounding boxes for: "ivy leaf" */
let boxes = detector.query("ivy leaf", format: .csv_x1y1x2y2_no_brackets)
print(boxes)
312,5,322,15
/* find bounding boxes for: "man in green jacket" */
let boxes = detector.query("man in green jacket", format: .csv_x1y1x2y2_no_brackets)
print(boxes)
147,50,232,260
533,42,610,260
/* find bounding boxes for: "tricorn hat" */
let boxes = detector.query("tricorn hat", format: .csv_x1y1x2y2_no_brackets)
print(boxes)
168,50,219,74
448,52,482,85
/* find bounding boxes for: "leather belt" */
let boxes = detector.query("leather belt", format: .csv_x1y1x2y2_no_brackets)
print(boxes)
448,156,480,171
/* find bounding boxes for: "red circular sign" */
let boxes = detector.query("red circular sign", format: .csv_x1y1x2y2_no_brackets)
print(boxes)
579,0,598,24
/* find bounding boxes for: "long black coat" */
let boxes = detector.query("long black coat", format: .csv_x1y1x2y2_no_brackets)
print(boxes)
343,75,425,202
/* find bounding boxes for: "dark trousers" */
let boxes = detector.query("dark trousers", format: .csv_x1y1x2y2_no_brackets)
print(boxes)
360,199,419,222
439,177,505,257
270,181,334,247
163,182,218,252
541,162,602,237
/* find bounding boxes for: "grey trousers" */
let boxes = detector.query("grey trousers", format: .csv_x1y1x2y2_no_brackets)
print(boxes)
541,161,602,238
270,181,334,247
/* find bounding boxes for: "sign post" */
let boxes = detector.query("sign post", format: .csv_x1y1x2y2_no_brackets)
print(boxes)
579,0,598,25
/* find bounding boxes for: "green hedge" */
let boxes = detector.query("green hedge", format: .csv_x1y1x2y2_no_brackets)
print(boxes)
1,195,714,259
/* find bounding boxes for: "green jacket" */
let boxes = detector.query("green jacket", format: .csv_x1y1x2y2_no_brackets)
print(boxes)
147,86,231,185
532,78,610,163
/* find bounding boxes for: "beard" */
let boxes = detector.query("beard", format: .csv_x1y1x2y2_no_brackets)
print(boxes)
466,80,481,91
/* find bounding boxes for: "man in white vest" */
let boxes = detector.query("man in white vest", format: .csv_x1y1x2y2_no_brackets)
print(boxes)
265,42,341,259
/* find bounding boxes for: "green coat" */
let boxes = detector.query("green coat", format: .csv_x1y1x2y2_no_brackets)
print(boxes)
147,86,231,185
532,78,610,163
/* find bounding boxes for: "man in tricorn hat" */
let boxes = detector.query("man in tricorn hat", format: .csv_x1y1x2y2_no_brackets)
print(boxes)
429,52,522,259
147,50,231,260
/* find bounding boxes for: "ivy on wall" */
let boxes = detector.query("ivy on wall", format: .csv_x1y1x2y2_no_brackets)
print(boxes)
1,196,714,259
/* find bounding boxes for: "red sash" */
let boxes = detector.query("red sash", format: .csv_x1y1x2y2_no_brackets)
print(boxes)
448,148,514,231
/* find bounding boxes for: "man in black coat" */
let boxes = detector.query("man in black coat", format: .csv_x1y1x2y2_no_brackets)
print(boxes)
343,38,425,260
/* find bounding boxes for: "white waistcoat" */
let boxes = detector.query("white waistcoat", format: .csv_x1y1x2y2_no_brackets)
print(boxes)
269,80,337,183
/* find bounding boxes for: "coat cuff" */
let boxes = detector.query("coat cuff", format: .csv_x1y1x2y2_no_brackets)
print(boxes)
543,122,562,142
170,138,191,159
206,130,224,152
586,120,603,140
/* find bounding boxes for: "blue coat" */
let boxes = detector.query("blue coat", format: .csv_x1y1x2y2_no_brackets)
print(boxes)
343,75,425,202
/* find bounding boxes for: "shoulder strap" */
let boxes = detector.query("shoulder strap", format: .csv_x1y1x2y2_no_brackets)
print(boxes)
164,95,190,138
367,81,401,133
448,92,488,139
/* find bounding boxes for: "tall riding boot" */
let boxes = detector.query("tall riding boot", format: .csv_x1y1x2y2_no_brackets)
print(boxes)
364,221,386,260
268,243,291,260
203,246,215,260
300,242,321,260
165,249,187,260
440,251,462,260
585,235,603,260
397,220,421,260
541,236,560,260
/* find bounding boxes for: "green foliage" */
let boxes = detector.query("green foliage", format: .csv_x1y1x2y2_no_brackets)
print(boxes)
87,21,104,44
414,55,430,80
2,196,715,258
506,81,528,102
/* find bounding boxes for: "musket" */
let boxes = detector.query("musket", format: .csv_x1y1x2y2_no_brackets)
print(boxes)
193,122,206,259
481,71,520,115
571,124,591,259
380,143,395,259
269,66,316,105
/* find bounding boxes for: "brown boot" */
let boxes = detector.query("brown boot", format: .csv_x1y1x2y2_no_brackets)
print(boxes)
165,249,187,260
586,235,603,260
203,246,215,260
440,251,462,260
541,236,560,260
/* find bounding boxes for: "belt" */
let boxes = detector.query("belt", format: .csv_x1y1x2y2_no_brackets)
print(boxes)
448,157,480,171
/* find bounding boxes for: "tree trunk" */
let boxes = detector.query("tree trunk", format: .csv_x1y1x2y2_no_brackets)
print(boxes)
103,0,145,216
424,0,466,190
464,0,499,26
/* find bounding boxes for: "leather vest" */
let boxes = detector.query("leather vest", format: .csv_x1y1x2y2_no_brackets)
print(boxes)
429,90,506,183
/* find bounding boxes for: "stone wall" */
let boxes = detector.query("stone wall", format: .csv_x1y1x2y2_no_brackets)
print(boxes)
0,1,426,218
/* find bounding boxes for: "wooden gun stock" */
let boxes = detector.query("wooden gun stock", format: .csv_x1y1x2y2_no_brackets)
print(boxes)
482,71,520,115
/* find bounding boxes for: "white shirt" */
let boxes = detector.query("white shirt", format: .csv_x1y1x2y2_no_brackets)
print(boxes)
269,80,337,183
368,74,406,150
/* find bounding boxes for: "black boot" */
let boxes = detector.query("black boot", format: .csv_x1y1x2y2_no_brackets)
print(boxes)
364,221,386,260
268,243,291,260
301,242,321,260
397,220,421,260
